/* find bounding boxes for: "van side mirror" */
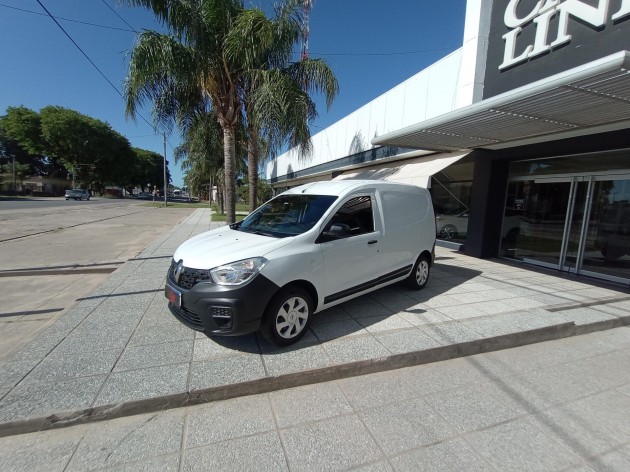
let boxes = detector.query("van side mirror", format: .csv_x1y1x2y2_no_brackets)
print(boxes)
317,223,351,243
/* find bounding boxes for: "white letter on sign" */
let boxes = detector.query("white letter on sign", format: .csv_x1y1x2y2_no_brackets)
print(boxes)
551,0,610,48
612,0,630,20
504,0,543,27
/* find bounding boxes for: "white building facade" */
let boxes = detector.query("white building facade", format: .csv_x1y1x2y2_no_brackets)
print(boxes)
267,0,630,287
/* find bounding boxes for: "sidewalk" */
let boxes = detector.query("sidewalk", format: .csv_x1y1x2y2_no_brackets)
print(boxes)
1,208,629,437
1,327,629,471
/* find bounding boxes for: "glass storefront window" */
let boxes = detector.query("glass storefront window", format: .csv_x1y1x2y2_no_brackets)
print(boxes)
501,151,630,284
432,161,474,242
508,150,630,179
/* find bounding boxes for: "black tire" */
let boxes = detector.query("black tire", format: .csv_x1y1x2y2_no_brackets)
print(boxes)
262,286,313,346
439,224,457,240
505,227,519,243
406,254,430,290
601,243,622,261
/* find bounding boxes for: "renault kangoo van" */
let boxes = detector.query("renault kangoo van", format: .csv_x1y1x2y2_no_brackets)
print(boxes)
165,180,436,345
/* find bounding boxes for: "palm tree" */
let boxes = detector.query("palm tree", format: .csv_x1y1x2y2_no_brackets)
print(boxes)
124,0,246,223
124,0,337,220
227,2,338,211
174,110,223,204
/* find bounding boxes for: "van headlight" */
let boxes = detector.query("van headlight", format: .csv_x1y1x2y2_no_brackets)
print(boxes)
209,257,268,286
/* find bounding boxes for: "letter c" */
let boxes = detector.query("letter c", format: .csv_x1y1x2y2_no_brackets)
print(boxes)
504,0,560,28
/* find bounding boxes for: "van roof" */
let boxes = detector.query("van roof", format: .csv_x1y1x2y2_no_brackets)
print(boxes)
282,180,425,197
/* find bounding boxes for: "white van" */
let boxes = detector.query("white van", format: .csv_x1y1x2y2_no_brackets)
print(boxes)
165,180,436,345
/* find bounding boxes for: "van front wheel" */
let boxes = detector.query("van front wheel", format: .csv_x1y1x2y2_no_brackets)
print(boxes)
262,287,313,346
406,255,430,290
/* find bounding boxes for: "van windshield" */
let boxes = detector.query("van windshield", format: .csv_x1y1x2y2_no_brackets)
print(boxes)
233,194,338,238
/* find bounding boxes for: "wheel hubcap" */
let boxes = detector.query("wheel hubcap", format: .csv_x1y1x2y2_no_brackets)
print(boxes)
276,296,308,339
416,261,428,285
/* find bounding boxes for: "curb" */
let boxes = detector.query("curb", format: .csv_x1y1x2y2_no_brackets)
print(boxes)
3,319,629,438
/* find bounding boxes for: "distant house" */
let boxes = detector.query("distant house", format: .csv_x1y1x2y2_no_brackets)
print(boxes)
21,176,71,196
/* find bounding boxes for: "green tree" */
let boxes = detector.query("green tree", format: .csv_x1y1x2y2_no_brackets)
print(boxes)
39,106,137,191
0,106,63,178
1,105,167,193
132,147,170,194
228,2,338,211
124,0,243,222
175,111,222,203
124,0,337,222
0,106,45,155
175,110,247,209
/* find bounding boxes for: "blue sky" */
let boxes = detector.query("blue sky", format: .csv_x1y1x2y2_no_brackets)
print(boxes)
0,0,466,187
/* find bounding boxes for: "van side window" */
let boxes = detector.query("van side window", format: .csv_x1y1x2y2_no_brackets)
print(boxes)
326,195,374,238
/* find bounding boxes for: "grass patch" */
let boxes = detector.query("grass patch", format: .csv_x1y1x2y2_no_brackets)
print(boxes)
211,213,228,222
141,202,211,208
210,202,250,213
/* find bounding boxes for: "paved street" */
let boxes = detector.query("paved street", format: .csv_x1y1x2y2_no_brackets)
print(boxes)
0,198,195,360
1,327,629,471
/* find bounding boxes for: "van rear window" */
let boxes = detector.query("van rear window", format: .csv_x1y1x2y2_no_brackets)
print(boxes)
235,194,338,237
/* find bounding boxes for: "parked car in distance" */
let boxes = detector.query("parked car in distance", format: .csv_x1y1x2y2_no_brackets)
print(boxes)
65,189,90,201
136,192,152,200
436,210,469,239
165,180,436,346
596,202,630,260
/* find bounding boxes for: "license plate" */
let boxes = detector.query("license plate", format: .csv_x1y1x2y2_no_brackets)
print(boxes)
165,283,181,307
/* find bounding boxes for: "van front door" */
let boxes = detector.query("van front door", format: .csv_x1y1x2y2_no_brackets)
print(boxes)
318,195,382,305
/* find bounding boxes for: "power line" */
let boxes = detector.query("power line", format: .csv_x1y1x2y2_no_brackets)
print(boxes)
36,0,123,98
34,0,156,132
3,3,458,59
0,2,135,33
99,0,138,33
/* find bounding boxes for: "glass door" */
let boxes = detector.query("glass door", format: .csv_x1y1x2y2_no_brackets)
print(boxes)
571,177,630,283
505,178,573,269
502,175,630,284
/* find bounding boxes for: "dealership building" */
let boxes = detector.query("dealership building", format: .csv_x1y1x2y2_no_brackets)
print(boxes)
266,0,630,287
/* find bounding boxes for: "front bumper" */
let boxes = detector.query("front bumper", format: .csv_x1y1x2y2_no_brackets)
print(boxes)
165,269,280,336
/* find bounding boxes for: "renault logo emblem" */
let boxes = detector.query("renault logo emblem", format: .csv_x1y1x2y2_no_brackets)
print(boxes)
174,260,184,284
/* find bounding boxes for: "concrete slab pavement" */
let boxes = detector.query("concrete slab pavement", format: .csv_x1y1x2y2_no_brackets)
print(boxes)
1,327,629,471
0,201,196,361
0,208,629,438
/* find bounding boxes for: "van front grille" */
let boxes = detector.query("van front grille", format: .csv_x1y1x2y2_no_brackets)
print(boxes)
169,260,212,290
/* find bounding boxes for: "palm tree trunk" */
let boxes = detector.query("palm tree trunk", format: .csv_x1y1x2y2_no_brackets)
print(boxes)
209,175,213,205
223,125,237,224
247,126,259,212
218,177,225,214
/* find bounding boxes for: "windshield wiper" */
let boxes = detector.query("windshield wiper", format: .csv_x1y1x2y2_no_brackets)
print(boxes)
238,227,274,237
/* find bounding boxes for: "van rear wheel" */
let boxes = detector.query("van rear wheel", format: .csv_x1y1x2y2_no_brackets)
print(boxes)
406,255,430,290
262,286,313,346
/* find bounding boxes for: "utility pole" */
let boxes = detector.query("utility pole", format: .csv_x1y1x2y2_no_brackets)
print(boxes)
301,0,312,61
163,133,168,207
12,155,17,194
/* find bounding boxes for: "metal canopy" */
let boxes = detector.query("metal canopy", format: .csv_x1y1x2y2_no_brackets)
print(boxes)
333,151,470,188
372,52,630,152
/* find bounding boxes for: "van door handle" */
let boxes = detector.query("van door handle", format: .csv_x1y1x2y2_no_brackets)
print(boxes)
367,240,378,245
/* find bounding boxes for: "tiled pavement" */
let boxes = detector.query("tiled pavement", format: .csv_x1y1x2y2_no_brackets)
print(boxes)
1,208,629,437
1,327,629,471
